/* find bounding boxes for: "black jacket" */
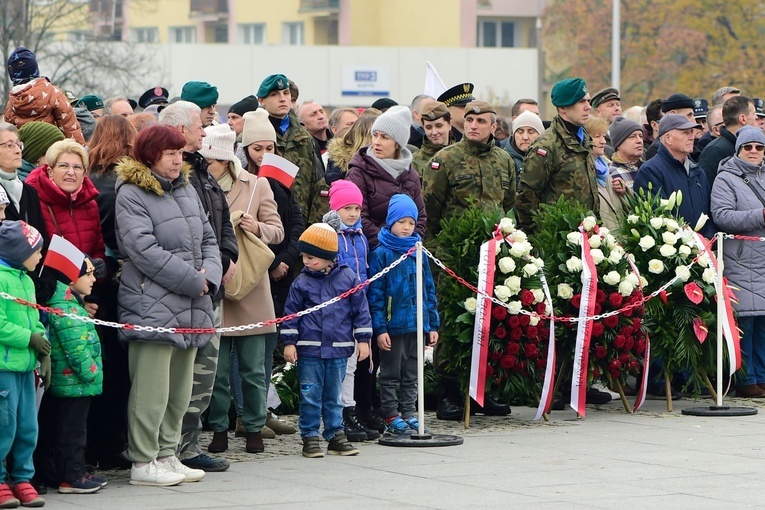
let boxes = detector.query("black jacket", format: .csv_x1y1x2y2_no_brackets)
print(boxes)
698,127,736,184
184,151,238,303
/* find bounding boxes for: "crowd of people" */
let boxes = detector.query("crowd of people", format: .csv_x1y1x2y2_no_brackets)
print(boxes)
1,42,765,506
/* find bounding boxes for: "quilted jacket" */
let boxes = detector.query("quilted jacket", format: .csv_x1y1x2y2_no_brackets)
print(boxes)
0,261,46,373
4,78,84,144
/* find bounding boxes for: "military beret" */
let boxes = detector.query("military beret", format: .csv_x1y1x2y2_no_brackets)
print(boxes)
181,81,219,108
228,95,259,116
438,83,475,107
551,78,588,108
419,100,449,122
753,98,765,118
257,74,289,98
661,93,694,113
591,87,620,109
693,98,709,119
139,86,169,108
464,100,496,116
79,94,104,112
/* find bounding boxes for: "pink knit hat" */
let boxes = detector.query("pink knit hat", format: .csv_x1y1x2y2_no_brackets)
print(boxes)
329,180,363,211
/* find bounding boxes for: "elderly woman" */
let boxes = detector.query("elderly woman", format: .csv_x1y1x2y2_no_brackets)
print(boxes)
114,124,221,487
201,124,284,455
586,117,627,231
711,126,765,398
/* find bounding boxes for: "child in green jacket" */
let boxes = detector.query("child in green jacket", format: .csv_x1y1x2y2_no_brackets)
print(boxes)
0,220,49,508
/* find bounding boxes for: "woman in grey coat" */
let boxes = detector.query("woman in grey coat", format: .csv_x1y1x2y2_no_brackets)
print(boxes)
114,124,222,487
710,126,765,399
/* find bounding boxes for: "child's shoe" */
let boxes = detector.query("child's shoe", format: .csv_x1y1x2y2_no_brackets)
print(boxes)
302,436,324,458
385,416,412,435
84,473,107,488
0,483,20,508
403,415,430,433
327,431,359,456
10,482,44,507
57,475,101,494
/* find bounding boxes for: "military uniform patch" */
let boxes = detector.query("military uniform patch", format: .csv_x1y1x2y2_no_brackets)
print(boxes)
536,148,548,157
431,162,440,170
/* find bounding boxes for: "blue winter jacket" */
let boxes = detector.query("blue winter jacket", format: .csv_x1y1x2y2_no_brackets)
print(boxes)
281,262,372,359
367,245,439,337
337,226,369,283
633,143,717,238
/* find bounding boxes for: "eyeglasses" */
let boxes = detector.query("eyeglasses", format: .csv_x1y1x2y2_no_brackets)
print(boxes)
54,162,86,174
0,140,23,151
742,144,765,152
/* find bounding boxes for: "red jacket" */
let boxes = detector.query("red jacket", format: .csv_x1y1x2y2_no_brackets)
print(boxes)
25,165,106,260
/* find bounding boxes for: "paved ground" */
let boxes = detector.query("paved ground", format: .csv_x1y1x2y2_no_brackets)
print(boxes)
42,395,765,509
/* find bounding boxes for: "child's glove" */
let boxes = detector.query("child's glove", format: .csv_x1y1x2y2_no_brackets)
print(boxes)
29,333,51,356
39,355,51,390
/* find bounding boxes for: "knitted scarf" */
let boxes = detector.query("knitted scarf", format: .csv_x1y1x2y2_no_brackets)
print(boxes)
377,226,420,258
595,155,609,187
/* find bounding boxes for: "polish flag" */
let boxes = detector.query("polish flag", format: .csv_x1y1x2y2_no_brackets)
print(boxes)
259,153,299,189
43,235,84,283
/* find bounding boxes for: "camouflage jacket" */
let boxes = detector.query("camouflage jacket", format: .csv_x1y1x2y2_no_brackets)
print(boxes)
412,136,451,177
277,111,327,225
423,136,516,239
516,116,599,230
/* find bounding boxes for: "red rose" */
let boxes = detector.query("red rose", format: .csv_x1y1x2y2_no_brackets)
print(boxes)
614,335,626,349
492,306,507,321
609,359,622,371
571,294,582,309
628,360,639,373
622,307,634,318
632,318,642,330
536,302,547,315
635,340,646,355
494,326,507,340
592,322,605,337
494,377,501,386
592,367,601,379
506,342,521,355
499,355,516,370
595,345,608,359
519,314,531,327
488,349,502,360
624,337,635,351
525,344,540,360
563,316,576,329
535,358,547,370
620,326,633,337
604,315,619,329
525,326,539,339
520,289,535,306
486,364,495,378
619,353,631,364
539,327,550,338
608,293,623,307
507,316,521,329
596,289,606,303
594,303,602,315
509,327,523,341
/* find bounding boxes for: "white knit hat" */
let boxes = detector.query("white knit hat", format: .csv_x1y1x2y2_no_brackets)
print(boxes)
199,124,237,162
372,105,411,150
242,109,277,146
512,110,544,137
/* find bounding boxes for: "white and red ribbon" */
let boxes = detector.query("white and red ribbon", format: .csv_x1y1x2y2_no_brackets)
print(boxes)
534,272,557,420
570,227,598,416
624,251,650,412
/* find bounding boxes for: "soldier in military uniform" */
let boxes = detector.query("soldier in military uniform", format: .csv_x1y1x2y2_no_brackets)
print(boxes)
423,100,516,420
411,100,453,176
437,83,475,142
516,77,599,231
257,74,327,225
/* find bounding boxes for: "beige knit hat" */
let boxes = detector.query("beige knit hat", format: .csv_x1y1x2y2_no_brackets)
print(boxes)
512,110,544,137
199,124,237,162
242,109,276,147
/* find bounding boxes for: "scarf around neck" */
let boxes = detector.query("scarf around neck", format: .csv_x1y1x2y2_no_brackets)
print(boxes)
377,226,420,258
0,169,23,210
369,147,413,180
595,155,609,187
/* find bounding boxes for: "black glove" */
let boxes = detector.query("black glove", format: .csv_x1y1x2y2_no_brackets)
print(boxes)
29,333,51,356
39,355,51,390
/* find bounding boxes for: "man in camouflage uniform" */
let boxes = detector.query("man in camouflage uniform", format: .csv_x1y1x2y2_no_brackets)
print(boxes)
257,74,327,225
516,77,599,231
423,100,516,420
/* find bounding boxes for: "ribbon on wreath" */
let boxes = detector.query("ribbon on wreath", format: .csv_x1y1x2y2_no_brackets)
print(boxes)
533,271,557,420
570,225,598,416
624,250,650,412
469,227,505,407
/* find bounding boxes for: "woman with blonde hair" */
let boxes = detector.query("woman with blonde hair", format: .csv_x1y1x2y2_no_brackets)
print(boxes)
585,116,627,230
325,110,380,184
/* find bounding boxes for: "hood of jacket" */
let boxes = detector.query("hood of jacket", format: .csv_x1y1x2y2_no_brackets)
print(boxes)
326,136,358,173
718,154,763,177
25,164,99,208
114,156,191,196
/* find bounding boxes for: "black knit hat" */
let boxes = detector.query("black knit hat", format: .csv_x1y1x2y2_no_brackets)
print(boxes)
228,95,259,116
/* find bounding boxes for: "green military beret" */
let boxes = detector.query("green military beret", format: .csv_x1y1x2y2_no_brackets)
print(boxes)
551,78,588,108
79,94,104,111
464,100,496,115
181,81,219,108
257,74,289,99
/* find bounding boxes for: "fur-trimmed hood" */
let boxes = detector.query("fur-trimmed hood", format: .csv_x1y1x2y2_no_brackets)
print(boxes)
326,136,358,173
114,156,191,196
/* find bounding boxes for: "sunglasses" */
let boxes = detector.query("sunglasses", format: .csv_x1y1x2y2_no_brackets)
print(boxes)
742,144,765,152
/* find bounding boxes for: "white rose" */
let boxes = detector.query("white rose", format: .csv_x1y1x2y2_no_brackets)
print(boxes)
509,241,529,258
557,283,574,300
507,301,523,315
664,218,680,232
511,230,527,243
678,245,692,257
681,229,695,245
650,217,664,229
605,234,617,248
588,235,602,249
504,276,522,294
702,267,716,284
531,288,545,304
694,213,709,232
627,214,639,224
529,315,540,326
607,249,623,264
626,272,640,287
566,256,583,273
648,259,665,274
603,271,621,286
533,257,545,269
697,254,710,268
659,244,677,257
590,249,605,265
618,279,635,297
675,265,691,282
638,235,656,252
566,232,581,245
499,217,515,235
582,216,597,232
662,231,678,246
640,276,648,288
498,256,516,274
522,263,539,277
494,285,512,302
599,227,610,237
464,297,478,313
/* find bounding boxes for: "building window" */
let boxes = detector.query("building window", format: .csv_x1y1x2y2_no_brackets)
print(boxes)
239,23,266,45
170,26,196,44
68,30,90,42
477,20,516,48
214,24,228,43
131,27,158,43
282,22,304,45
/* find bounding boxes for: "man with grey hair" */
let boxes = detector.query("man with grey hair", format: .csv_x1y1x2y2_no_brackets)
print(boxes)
159,100,238,473
408,94,434,148
104,96,134,117
711,86,741,106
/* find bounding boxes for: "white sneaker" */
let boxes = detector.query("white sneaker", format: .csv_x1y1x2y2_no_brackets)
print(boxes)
130,460,186,487
591,382,620,400
160,456,205,482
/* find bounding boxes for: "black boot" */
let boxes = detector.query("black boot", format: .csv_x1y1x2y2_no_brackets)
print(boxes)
358,407,386,433
436,393,464,421
470,394,511,416
342,407,368,442
345,406,380,440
